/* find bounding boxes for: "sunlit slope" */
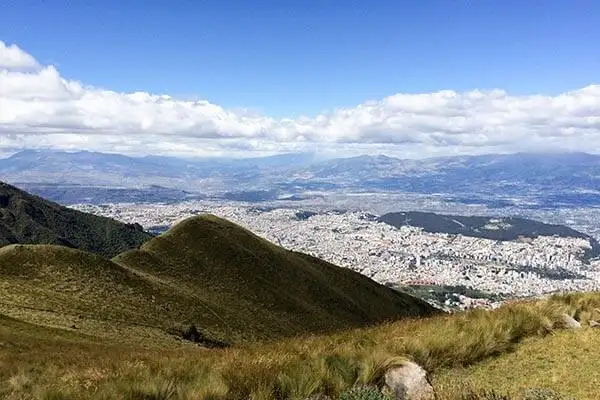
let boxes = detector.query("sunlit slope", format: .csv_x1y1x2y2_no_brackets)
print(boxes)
434,328,600,399
0,215,437,345
3,292,600,399
0,244,235,344
114,214,439,342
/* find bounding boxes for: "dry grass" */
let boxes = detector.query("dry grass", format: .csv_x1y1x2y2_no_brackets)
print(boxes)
2,292,599,399
434,326,600,399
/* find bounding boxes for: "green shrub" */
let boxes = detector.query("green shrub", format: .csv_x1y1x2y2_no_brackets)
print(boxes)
457,390,510,400
338,386,390,400
520,387,574,400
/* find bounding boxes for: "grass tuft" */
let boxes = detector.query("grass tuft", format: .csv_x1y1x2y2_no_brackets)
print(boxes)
125,378,181,400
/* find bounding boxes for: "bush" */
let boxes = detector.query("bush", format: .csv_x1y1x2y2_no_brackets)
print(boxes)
167,323,229,348
520,387,574,400
457,390,510,400
338,386,391,400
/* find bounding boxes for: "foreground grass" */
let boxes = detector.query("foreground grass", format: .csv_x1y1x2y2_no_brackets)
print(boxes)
2,292,600,399
435,328,600,399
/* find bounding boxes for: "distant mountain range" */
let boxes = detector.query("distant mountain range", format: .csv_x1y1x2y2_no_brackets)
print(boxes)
2,150,600,208
0,182,437,345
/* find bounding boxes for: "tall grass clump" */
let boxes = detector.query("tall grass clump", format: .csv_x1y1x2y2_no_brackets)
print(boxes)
124,378,180,400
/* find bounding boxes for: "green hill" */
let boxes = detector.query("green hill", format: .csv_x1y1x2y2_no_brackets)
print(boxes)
0,244,221,344
0,181,153,258
114,214,439,342
0,212,437,345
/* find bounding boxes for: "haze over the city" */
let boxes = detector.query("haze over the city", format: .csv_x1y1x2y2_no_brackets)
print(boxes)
1,0,600,159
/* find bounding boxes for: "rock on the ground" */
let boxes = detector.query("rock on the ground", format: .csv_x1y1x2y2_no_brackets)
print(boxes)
384,360,435,400
560,313,582,329
589,320,600,328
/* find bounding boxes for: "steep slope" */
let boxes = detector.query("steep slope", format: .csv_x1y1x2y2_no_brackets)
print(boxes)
0,211,438,345
0,181,152,257
114,214,439,342
3,292,599,399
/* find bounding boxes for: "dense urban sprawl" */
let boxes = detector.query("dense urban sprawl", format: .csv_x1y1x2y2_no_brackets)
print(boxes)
73,201,600,306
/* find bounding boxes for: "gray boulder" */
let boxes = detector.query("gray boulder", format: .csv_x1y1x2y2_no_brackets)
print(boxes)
383,360,435,400
560,313,582,329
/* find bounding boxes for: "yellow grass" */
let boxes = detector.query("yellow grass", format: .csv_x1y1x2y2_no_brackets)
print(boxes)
2,292,599,399
435,328,600,399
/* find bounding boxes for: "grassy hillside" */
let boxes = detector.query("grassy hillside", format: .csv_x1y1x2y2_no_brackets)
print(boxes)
5,184,597,398
0,212,437,346
114,214,438,342
0,244,235,346
0,181,153,258
1,292,599,399
435,328,600,399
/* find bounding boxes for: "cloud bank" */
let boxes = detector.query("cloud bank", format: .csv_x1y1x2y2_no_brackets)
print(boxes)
1,41,599,158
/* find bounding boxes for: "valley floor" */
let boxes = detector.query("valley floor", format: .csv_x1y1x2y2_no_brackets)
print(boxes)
73,202,600,300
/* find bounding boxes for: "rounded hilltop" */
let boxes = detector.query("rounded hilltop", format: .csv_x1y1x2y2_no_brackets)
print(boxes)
116,211,440,342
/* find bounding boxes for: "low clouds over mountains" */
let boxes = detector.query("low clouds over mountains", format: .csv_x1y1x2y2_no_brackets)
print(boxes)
1,41,599,158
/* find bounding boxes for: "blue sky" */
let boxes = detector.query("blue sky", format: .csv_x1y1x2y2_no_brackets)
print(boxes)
2,0,599,117
1,1,599,158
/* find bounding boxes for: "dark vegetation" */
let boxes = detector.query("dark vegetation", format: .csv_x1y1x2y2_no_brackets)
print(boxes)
0,182,153,258
400,284,504,306
295,210,318,220
166,323,230,348
379,211,600,259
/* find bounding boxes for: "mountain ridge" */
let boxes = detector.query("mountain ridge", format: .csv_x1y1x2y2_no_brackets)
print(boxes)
0,183,438,344
0,181,153,257
3,150,600,209
112,214,438,342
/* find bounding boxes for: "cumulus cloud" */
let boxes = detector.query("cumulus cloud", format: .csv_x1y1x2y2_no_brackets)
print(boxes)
0,42,40,70
0,40,599,158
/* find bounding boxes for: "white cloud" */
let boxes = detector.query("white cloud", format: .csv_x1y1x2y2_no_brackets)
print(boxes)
0,42,40,70
0,40,599,158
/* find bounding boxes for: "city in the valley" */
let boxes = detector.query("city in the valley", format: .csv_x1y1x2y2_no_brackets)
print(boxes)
74,200,600,310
